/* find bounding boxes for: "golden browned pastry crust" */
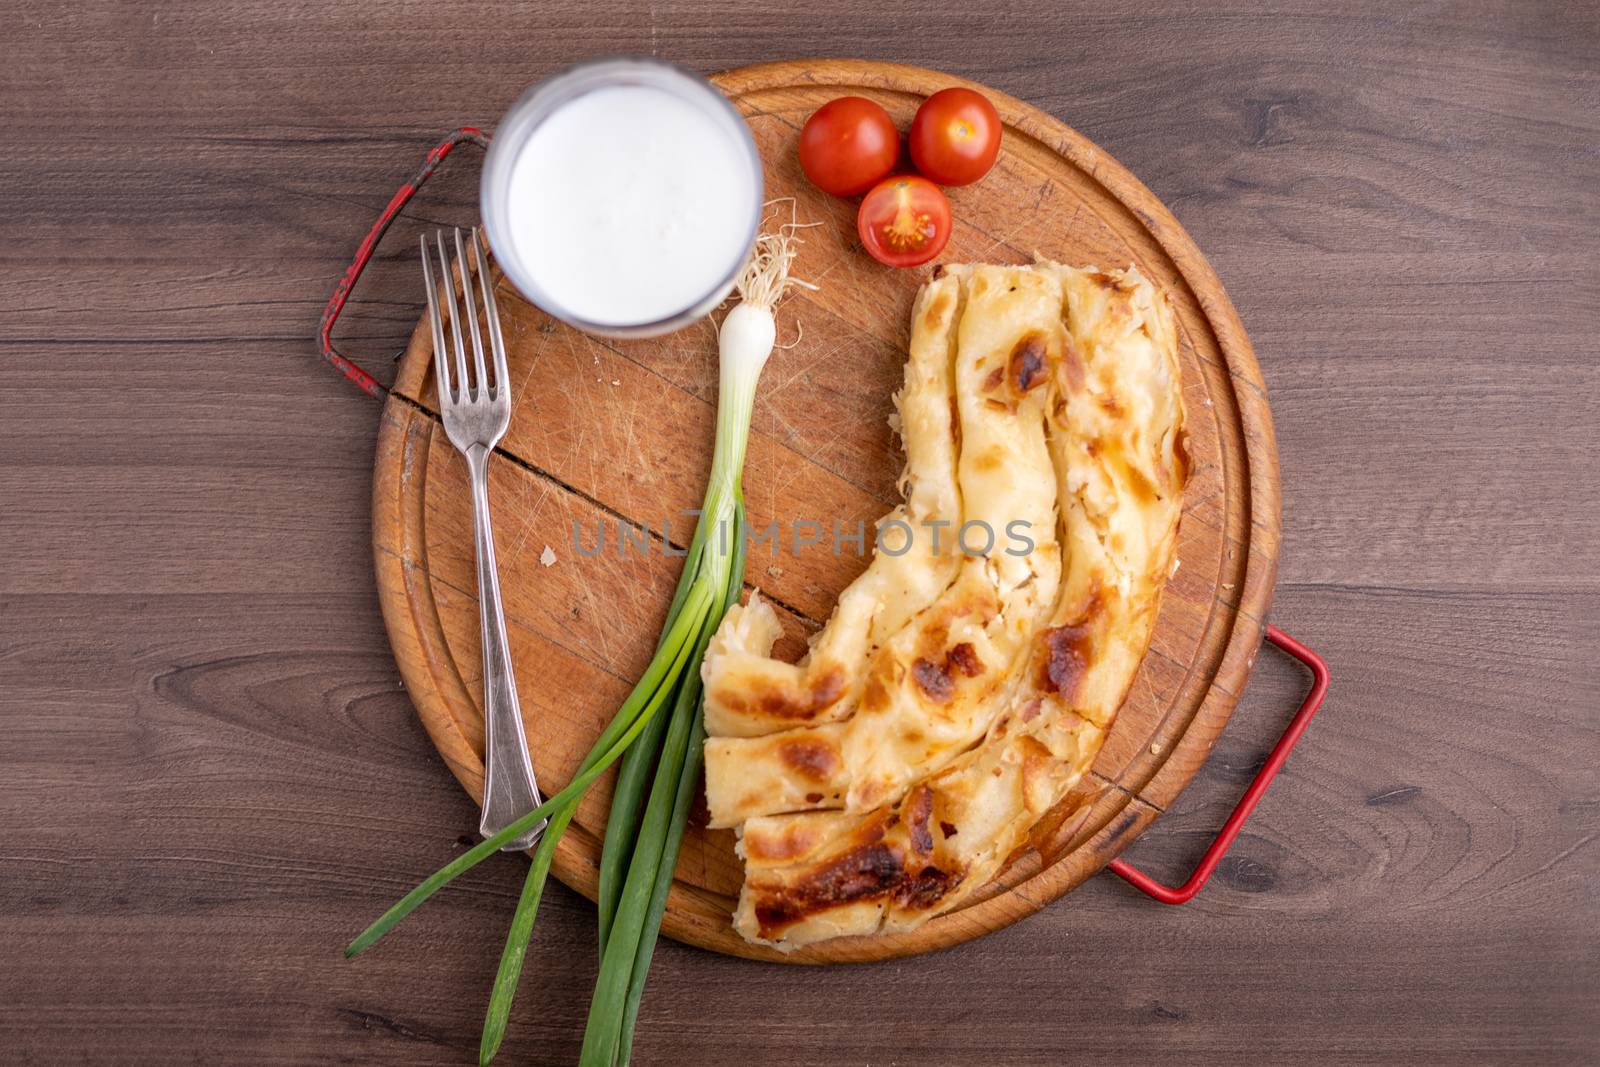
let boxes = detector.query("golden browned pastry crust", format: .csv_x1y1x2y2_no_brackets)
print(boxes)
704,265,1064,826
703,260,1187,949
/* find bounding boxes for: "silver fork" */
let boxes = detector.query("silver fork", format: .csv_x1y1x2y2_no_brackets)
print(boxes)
422,226,545,850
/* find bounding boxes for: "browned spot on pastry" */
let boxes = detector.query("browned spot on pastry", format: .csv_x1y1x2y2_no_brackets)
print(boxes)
708,682,746,714
853,780,888,810
1020,697,1043,722
897,865,961,910
1038,596,1101,702
741,666,846,722
779,739,839,780
851,818,888,848
922,291,952,331
1095,435,1163,507
912,657,955,703
982,365,1005,392
949,395,963,448
805,792,824,804
754,691,792,714
933,263,948,279
754,842,903,937
1122,459,1160,505
974,445,1007,471
1009,333,1048,392
1098,392,1124,418
753,837,963,938
859,672,891,713
860,653,900,713
945,642,982,677
809,667,846,710
910,631,988,703
1088,270,1135,293
743,820,825,864
904,786,934,855
984,397,1014,414
917,618,951,657
939,821,958,838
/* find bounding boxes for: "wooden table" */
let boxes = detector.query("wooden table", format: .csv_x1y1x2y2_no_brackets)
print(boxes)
3,2,1595,1064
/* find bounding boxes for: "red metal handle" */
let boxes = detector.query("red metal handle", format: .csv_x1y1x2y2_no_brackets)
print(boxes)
317,126,490,400
1105,624,1330,904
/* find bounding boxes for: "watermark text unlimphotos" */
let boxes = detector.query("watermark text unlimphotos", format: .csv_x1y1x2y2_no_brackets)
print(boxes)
571,513,1037,559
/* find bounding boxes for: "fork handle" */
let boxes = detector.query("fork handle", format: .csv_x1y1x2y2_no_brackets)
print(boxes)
466,444,546,850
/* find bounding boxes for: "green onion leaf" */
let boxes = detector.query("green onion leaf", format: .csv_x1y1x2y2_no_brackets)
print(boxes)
345,580,713,961
597,687,671,953
615,500,748,1065
600,487,714,953
585,499,749,1067
478,798,573,1066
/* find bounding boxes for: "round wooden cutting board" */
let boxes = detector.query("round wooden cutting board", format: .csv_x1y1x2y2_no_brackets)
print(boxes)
372,59,1280,963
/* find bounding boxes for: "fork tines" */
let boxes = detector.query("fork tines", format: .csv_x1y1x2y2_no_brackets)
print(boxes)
420,226,510,408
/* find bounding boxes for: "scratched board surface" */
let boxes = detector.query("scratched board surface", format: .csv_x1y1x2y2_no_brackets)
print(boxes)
372,60,1279,962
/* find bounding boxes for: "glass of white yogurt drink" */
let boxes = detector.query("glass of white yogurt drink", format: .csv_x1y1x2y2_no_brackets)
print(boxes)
480,58,764,338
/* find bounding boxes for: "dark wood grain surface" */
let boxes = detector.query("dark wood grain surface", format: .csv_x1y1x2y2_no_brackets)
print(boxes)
3,2,1595,1064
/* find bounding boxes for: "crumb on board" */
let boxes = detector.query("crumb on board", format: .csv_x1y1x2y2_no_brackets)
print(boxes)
540,545,557,567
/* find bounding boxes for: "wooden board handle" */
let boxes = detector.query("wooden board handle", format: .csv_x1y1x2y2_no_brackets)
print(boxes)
1105,625,1330,904
317,127,489,400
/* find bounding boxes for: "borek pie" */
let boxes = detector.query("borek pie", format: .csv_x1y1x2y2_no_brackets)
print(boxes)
702,261,1188,949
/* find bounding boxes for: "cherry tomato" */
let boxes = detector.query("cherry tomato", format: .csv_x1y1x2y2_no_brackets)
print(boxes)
798,97,900,197
857,175,952,268
908,88,1001,187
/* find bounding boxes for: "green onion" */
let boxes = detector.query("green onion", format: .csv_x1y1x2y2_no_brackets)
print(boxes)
613,526,745,1065
596,513,708,950
578,512,741,1067
345,581,712,961
346,209,814,1066
573,212,813,1067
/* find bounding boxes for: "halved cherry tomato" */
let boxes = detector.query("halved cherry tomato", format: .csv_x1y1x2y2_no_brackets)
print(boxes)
857,175,951,268
798,97,900,197
909,87,1001,187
